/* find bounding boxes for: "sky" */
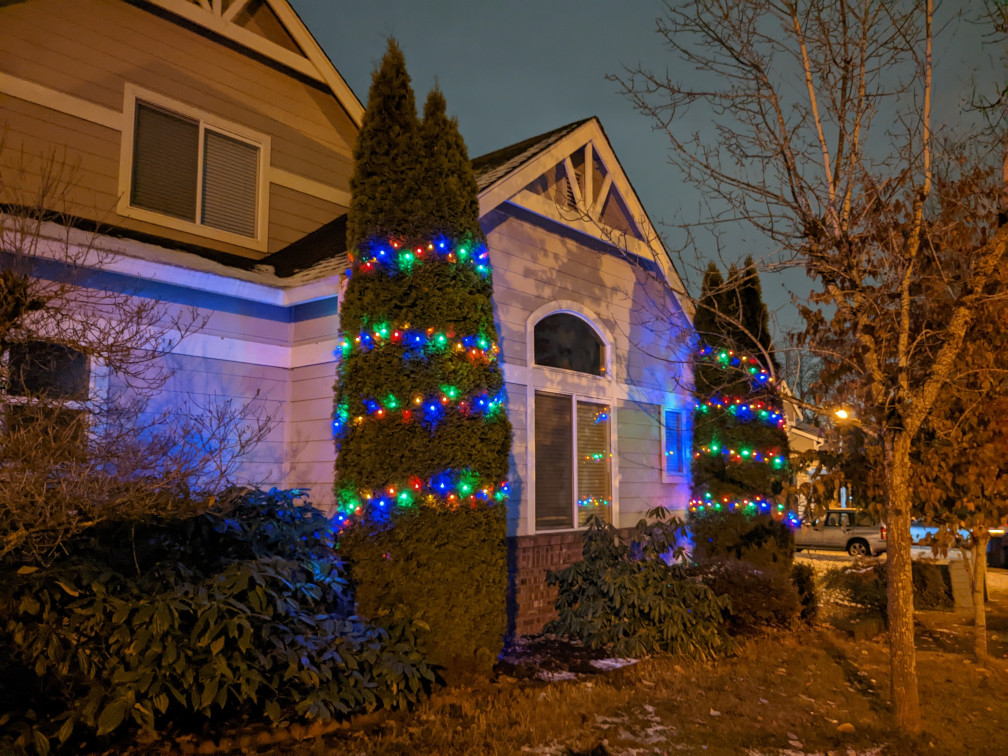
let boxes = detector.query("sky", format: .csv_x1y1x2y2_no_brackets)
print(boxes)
290,1,1001,345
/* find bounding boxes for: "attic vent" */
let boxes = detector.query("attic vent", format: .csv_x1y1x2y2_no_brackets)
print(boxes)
562,170,583,209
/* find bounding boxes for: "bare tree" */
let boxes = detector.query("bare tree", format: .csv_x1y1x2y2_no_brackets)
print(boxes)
611,0,1008,733
0,137,277,566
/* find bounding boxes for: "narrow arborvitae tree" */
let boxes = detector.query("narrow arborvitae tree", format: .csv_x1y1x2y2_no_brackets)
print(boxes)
334,41,510,679
691,261,790,517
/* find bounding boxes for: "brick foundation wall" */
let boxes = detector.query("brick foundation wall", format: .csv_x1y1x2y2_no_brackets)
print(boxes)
507,528,634,637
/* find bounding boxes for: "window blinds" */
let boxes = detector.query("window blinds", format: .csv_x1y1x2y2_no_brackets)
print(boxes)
131,103,199,221
201,130,258,237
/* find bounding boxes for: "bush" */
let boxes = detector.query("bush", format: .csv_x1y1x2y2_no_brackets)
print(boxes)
0,489,436,754
545,512,729,659
791,562,819,624
823,559,953,619
913,560,954,610
689,509,794,574
692,559,801,634
339,502,506,681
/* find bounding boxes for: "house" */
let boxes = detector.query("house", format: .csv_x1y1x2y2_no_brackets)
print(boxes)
1,0,694,633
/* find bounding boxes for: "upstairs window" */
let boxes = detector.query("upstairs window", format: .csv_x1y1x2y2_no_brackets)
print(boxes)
534,313,605,375
122,89,267,246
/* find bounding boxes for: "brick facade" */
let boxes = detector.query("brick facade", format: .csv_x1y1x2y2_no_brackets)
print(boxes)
507,528,635,637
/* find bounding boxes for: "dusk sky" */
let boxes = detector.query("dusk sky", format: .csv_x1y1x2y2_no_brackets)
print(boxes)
291,1,1000,342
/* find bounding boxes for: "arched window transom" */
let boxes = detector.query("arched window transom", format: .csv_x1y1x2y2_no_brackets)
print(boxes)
533,313,605,376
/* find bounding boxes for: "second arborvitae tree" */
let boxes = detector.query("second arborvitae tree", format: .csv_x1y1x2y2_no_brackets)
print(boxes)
690,260,790,516
334,41,510,679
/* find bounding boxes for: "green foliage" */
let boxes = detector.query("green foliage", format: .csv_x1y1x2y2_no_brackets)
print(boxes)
347,40,425,250
421,88,482,241
791,562,819,623
340,503,506,680
689,509,794,574
0,490,436,754
691,261,789,505
334,39,510,685
545,512,729,659
823,560,953,619
692,559,801,634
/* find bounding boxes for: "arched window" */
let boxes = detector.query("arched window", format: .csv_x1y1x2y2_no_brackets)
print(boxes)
529,308,612,531
533,313,605,376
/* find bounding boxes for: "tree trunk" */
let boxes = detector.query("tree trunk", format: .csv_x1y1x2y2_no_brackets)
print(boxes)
972,531,990,662
886,434,921,733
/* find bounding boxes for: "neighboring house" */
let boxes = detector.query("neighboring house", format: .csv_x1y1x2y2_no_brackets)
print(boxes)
1,0,694,633
781,381,825,515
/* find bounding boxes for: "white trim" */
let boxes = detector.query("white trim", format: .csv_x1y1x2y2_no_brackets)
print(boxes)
477,119,693,319
0,72,120,130
22,223,343,307
660,406,688,484
171,332,339,369
118,84,271,251
525,302,618,535
269,167,351,206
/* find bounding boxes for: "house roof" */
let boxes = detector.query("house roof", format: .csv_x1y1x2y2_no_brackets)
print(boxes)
472,119,592,191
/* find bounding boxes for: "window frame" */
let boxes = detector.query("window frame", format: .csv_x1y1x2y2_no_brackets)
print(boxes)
660,407,687,482
0,341,102,453
526,303,617,534
532,390,614,532
117,84,271,251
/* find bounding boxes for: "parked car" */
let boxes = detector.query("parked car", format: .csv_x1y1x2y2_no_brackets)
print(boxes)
794,508,887,557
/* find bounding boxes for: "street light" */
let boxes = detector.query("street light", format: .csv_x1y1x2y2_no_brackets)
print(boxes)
834,408,850,420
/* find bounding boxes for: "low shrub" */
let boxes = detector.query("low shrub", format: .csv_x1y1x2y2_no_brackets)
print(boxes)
689,509,794,575
545,511,729,659
822,559,954,619
0,489,436,755
339,502,506,682
913,561,954,610
791,562,819,624
692,559,801,634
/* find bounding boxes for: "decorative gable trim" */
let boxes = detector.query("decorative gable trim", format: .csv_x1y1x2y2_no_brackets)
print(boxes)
144,0,364,126
477,118,691,315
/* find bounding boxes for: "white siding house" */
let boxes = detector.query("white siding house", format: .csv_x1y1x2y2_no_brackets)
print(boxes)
1,0,694,632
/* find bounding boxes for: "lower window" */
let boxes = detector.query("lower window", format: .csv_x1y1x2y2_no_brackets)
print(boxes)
534,391,612,530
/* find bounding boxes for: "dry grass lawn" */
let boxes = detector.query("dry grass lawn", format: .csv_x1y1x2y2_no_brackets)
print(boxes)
161,568,1008,756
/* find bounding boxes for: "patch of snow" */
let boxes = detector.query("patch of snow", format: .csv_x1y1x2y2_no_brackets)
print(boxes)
588,657,638,671
536,670,578,682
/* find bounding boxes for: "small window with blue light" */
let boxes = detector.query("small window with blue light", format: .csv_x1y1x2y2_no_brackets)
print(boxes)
664,409,683,475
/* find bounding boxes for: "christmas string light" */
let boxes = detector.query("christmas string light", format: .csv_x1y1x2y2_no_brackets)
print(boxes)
340,324,500,364
697,344,774,385
334,474,510,527
348,235,492,278
577,496,611,508
696,396,786,429
332,389,506,437
694,442,787,469
688,493,799,526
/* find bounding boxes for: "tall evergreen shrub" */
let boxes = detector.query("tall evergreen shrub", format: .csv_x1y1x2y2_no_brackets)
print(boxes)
333,41,511,679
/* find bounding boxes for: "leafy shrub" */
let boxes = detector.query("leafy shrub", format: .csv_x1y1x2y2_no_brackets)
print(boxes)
689,509,794,574
692,559,801,634
0,489,436,754
912,561,954,610
545,511,729,659
822,562,888,617
823,560,953,619
791,562,819,623
340,502,506,681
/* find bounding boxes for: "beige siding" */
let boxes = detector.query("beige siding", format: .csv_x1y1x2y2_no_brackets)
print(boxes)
489,210,692,536
289,361,337,508
142,352,290,488
1,0,352,258
503,380,528,535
